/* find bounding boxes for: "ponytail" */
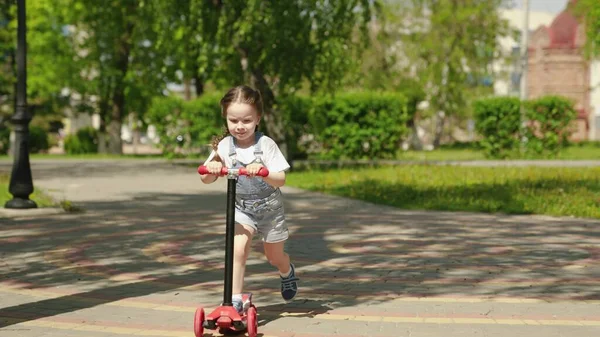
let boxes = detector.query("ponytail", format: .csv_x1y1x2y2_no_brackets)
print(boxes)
209,127,230,162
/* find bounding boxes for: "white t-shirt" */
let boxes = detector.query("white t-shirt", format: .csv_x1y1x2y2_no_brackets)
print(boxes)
203,135,290,172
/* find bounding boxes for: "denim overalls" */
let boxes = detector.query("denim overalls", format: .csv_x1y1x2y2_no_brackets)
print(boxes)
228,132,288,242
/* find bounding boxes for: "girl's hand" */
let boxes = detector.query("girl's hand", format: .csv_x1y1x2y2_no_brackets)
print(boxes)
245,163,265,177
206,161,223,175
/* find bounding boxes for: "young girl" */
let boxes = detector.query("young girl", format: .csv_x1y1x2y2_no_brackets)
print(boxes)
199,85,298,312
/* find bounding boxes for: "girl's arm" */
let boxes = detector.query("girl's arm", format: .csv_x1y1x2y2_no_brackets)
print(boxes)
245,163,286,187
201,173,218,184
263,170,286,188
200,157,223,184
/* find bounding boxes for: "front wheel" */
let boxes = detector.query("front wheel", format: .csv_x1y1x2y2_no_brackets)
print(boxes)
193,308,205,337
247,306,258,337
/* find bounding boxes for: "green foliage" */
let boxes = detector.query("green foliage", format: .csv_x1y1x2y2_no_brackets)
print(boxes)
144,96,182,156
214,0,378,94
144,93,222,157
575,0,600,59
151,0,233,95
209,0,380,153
473,95,578,159
287,166,600,219
180,93,223,152
388,0,515,144
277,95,313,160
59,0,170,153
28,125,50,153
308,92,415,159
4,0,381,157
64,127,98,154
0,1,74,125
28,0,76,114
472,96,522,159
524,96,577,156
145,91,416,160
0,1,15,104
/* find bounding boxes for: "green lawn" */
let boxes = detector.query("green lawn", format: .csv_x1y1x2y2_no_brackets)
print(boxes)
0,153,164,161
0,142,598,162
0,174,56,207
397,142,600,161
287,165,600,219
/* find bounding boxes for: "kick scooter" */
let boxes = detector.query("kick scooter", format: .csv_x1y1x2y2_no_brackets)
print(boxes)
194,165,269,337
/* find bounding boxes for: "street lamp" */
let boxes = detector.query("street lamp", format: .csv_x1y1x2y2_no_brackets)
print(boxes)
5,0,36,209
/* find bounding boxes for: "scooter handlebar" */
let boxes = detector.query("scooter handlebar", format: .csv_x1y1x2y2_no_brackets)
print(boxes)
197,165,269,177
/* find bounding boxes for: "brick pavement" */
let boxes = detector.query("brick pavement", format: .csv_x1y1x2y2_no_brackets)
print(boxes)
1,160,600,337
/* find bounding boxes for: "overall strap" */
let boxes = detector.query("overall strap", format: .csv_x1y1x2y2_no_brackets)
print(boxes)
254,132,264,164
228,135,237,166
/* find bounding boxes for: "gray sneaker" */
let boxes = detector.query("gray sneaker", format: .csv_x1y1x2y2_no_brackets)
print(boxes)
280,264,299,301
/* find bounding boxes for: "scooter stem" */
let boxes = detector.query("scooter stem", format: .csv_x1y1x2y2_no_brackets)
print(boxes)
223,177,236,306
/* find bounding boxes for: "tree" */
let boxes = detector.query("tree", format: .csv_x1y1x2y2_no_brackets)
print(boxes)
151,0,240,100
575,0,600,59
210,0,380,157
0,0,15,123
1,0,74,134
60,0,168,154
28,0,77,118
386,0,514,147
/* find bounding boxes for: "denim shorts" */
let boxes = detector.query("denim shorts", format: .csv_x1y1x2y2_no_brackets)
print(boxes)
235,189,288,243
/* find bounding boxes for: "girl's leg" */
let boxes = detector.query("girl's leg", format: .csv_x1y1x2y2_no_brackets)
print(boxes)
232,223,255,295
264,240,298,301
263,241,290,274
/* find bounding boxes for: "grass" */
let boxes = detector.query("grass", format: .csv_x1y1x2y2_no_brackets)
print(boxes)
0,173,58,208
396,142,600,161
286,165,600,219
0,153,165,161
0,141,598,162
397,148,484,161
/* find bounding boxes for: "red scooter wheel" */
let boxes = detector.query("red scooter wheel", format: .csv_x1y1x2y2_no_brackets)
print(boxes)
247,306,258,337
193,308,205,337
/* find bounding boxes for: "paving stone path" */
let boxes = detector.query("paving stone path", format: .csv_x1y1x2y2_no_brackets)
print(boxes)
1,160,599,336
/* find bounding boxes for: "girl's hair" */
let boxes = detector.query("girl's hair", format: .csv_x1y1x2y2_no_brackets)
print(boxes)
210,85,264,160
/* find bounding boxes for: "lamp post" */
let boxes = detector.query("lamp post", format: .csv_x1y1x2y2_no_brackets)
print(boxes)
5,0,36,209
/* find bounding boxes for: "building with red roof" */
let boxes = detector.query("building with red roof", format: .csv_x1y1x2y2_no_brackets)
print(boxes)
527,0,599,140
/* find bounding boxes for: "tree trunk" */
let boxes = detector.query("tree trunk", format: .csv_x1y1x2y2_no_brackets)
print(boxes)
408,117,423,150
183,78,192,101
107,87,125,154
106,20,135,155
97,117,107,153
432,111,446,148
237,47,288,158
194,74,204,97
250,69,287,158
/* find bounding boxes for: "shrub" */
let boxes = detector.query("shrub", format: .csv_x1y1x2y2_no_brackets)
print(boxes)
277,95,313,160
28,125,50,153
524,96,577,156
473,97,522,158
64,127,98,154
308,92,415,159
145,91,416,160
145,94,222,157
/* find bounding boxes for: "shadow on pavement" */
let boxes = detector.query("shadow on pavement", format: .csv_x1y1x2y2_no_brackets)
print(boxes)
1,179,600,329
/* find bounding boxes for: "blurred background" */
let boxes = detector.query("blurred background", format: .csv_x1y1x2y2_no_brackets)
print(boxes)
0,0,598,161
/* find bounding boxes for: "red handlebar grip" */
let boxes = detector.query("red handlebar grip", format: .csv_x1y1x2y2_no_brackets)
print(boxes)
197,166,269,177
197,166,228,176
239,167,269,177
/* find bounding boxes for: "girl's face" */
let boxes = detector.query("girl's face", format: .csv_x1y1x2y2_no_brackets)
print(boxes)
226,103,260,146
